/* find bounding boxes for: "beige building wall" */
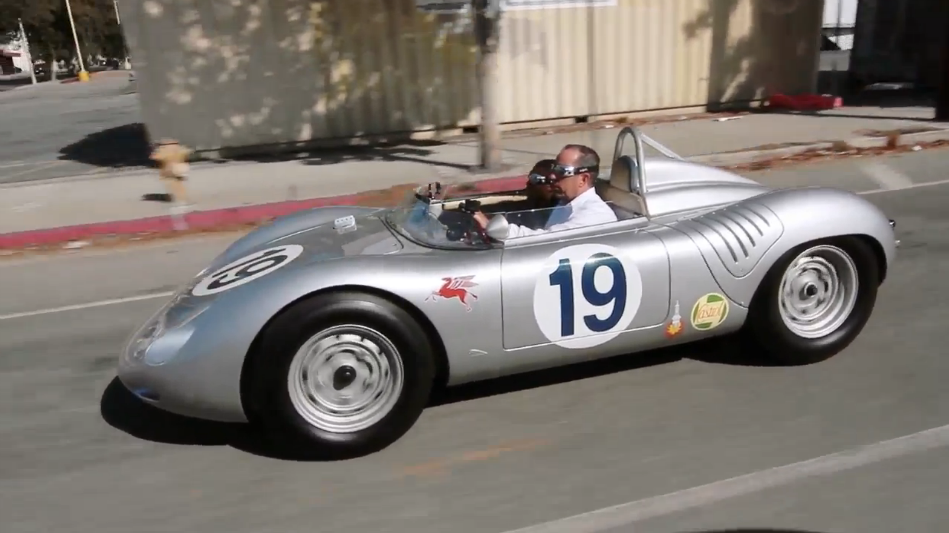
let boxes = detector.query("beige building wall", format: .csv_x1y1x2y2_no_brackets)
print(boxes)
118,0,822,153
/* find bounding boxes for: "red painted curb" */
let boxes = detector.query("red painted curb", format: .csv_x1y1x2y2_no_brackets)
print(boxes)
0,175,527,249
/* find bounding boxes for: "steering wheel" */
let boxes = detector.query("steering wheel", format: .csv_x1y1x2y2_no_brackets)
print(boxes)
458,198,490,244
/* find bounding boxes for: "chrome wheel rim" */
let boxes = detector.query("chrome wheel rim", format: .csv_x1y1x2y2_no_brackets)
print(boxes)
287,325,404,434
778,245,859,339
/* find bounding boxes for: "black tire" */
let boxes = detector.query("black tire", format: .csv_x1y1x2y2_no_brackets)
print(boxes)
246,291,436,459
744,236,880,366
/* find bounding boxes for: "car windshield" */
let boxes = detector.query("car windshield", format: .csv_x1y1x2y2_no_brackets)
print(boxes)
383,184,494,250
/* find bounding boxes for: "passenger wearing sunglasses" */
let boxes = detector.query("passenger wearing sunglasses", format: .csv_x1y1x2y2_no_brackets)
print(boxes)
525,159,561,209
473,144,617,239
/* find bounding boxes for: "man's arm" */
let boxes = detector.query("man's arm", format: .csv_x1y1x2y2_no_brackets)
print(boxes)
473,199,617,240
506,205,614,238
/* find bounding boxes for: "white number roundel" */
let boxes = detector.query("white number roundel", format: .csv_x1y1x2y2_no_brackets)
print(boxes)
533,243,643,349
192,245,304,297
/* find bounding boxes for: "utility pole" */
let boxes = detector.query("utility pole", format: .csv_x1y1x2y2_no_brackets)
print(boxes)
64,0,90,82
937,3,949,121
473,0,502,171
17,18,36,85
831,0,843,96
113,0,131,70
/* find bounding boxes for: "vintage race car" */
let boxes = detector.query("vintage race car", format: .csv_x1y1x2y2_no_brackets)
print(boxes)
117,126,898,456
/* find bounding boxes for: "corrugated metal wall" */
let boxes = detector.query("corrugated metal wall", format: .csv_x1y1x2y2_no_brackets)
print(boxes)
119,0,821,152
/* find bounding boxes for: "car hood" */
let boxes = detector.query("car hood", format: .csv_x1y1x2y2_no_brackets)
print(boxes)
145,212,403,334
274,213,401,258
206,208,399,271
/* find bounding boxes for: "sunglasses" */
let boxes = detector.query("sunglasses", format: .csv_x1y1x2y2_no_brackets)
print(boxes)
551,164,598,178
528,171,553,185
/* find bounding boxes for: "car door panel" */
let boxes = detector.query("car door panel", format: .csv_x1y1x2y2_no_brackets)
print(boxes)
500,227,670,352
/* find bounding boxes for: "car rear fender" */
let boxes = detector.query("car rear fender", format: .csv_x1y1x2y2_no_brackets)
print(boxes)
666,187,896,307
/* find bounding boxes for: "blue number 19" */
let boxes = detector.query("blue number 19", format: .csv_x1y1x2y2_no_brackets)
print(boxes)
548,253,627,337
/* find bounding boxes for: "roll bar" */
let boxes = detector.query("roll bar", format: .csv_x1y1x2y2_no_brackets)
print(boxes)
611,126,684,194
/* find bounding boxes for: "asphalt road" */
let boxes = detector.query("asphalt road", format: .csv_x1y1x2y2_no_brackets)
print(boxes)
0,76,145,184
1,159,947,533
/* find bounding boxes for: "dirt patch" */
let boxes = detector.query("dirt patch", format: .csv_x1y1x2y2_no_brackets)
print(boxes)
726,138,949,172
499,111,750,140
715,141,822,154
853,126,941,137
713,127,945,156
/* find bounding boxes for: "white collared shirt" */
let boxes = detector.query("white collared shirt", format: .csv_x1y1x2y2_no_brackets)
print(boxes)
505,187,617,239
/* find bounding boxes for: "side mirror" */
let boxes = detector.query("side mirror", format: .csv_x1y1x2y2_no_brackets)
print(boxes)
485,215,510,241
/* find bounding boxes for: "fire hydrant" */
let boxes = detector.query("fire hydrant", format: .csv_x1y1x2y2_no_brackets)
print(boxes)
150,138,193,206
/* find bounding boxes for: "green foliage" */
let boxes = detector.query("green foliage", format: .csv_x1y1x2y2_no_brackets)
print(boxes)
0,0,125,62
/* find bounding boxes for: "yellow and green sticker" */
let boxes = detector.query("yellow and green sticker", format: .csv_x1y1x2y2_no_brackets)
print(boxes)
690,293,729,331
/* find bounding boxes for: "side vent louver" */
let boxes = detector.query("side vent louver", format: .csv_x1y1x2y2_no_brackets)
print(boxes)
679,203,784,277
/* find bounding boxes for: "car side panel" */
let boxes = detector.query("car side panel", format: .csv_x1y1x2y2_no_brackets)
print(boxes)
489,225,748,380
651,225,750,338
667,200,785,307
498,226,671,350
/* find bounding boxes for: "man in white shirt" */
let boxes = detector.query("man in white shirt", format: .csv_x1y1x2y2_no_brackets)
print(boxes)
472,144,617,239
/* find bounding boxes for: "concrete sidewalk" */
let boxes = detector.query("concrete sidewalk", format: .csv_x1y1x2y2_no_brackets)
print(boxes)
1,104,945,247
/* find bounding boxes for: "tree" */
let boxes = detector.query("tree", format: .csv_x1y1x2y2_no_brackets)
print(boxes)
0,0,124,78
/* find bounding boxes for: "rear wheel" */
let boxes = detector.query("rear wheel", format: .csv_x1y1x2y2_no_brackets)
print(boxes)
248,291,436,458
745,237,880,365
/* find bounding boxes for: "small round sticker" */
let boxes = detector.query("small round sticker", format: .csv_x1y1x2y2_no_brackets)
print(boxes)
192,245,304,296
690,293,729,331
533,243,643,349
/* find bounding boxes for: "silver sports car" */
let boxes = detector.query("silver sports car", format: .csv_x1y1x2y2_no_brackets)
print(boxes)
118,127,898,456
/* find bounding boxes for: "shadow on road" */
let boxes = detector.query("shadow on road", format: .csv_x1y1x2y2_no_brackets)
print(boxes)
681,530,825,533
99,377,323,461
100,334,783,462
55,120,483,174
206,138,496,176
58,122,153,169
432,335,779,408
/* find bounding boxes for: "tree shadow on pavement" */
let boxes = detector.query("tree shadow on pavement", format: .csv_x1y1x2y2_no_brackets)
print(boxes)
100,334,781,462
58,122,153,169
244,139,478,174
56,121,478,174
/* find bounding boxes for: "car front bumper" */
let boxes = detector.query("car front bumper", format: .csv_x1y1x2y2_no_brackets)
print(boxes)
117,296,250,424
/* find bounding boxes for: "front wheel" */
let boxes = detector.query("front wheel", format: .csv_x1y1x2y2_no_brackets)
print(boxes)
247,291,436,458
744,236,880,365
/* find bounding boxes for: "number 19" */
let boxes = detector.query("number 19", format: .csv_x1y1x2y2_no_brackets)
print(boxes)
548,253,627,337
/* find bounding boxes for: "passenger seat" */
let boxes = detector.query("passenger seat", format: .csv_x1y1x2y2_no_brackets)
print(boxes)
595,155,647,218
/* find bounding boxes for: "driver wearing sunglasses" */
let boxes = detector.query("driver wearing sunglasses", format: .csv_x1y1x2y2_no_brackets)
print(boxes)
473,144,617,239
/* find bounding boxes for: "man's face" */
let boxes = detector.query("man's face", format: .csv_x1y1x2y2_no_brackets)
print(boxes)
550,149,590,201
527,165,558,203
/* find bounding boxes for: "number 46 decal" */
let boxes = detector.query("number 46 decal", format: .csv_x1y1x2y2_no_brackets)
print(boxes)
532,244,643,349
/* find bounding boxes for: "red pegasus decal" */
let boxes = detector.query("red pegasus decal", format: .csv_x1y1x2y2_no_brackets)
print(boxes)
426,275,479,312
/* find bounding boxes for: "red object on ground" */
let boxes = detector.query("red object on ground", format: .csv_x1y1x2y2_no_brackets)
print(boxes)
0,175,527,249
767,93,842,111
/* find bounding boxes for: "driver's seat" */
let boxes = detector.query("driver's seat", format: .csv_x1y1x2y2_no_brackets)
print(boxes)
596,155,648,217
